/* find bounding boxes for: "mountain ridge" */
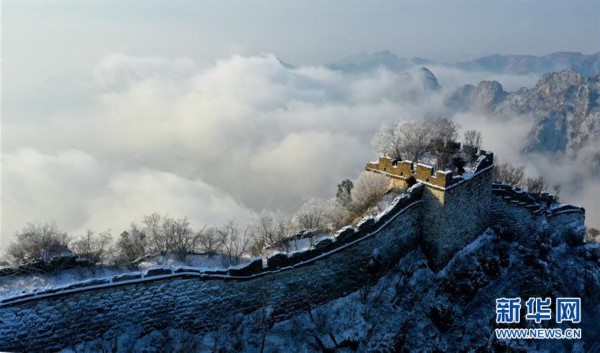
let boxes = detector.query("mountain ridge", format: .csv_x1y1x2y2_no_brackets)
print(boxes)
445,68,600,166
322,50,600,77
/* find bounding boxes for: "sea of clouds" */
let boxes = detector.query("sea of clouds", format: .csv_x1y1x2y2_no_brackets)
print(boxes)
2,53,598,252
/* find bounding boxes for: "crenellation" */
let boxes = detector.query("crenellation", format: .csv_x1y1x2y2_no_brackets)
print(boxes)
415,163,434,182
365,150,495,189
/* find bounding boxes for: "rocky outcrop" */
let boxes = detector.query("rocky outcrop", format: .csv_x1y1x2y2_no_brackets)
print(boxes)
445,81,507,114
446,69,600,168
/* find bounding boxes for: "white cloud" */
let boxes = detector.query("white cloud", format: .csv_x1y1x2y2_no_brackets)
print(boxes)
453,112,534,163
0,149,254,250
3,53,598,253
92,54,196,89
2,54,416,250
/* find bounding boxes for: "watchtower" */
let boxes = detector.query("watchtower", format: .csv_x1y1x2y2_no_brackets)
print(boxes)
366,150,495,270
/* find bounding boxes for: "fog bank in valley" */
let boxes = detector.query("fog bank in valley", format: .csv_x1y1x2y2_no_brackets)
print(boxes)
2,54,598,252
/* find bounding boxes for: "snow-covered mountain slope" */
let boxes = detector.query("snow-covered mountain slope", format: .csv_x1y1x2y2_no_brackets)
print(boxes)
446,68,600,170
260,229,600,352
64,228,600,352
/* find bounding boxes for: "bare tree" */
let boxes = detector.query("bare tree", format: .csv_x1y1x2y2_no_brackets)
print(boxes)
135,213,199,258
371,120,432,162
397,120,433,162
308,305,332,334
217,220,252,266
493,159,550,195
7,222,70,265
430,117,459,169
493,161,526,186
463,129,483,149
293,198,329,231
372,123,404,159
144,213,169,254
71,229,113,265
250,212,291,254
524,176,548,194
553,184,562,202
257,306,276,353
196,226,222,257
114,223,147,266
349,172,390,216
162,216,196,260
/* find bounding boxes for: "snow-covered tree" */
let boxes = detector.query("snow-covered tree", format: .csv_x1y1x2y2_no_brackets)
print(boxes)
293,198,329,231
430,117,460,169
6,222,70,265
463,129,483,149
196,226,222,257
493,161,526,186
71,229,113,265
349,172,390,216
336,179,354,208
217,220,252,266
372,120,432,161
250,212,291,254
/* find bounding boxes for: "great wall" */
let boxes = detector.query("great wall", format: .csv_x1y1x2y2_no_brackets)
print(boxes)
0,150,586,352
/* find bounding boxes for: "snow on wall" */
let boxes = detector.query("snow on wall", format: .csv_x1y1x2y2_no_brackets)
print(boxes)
546,207,586,246
0,193,424,352
0,164,587,352
420,168,493,270
365,150,494,191
490,182,585,247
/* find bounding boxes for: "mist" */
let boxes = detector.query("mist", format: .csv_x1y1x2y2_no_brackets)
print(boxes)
2,53,599,253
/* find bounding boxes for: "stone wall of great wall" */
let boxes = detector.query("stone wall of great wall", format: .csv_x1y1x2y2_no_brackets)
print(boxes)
490,182,586,247
419,152,495,270
0,188,424,352
0,150,588,352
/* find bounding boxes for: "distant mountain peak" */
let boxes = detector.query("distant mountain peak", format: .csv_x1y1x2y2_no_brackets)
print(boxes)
275,57,296,70
328,51,423,73
371,50,398,58
456,51,600,77
536,68,586,92
327,50,600,77
446,68,600,163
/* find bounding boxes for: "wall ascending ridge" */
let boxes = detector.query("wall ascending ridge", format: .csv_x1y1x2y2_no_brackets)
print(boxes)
0,156,588,352
490,182,585,247
421,167,493,270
